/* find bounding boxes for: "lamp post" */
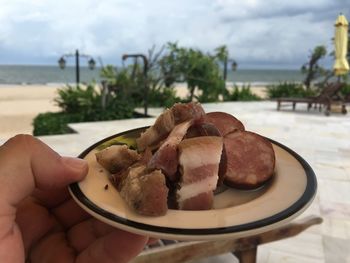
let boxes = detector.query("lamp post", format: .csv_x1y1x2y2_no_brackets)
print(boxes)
122,53,149,116
223,56,238,82
58,49,96,86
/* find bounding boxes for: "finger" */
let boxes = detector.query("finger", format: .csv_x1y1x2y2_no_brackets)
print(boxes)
32,186,91,229
16,197,62,255
16,194,90,257
51,198,90,229
147,238,159,245
76,230,148,263
29,232,75,263
67,218,117,252
0,135,87,262
31,187,71,208
0,135,88,212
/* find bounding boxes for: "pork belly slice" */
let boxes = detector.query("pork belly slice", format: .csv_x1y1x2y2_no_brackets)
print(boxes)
179,192,213,210
95,145,140,173
224,131,275,189
119,165,169,216
184,122,227,186
136,102,205,151
177,136,223,210
148,120,193,181
205,112,245,136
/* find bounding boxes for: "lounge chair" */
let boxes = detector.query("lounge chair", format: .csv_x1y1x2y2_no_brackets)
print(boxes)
276,82,347,116
132,216,322,263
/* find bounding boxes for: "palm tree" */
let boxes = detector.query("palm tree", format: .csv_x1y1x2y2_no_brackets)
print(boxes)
215,45,229,80
301,45,327,90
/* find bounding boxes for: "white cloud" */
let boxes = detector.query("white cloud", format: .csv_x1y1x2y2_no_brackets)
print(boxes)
0,0,348,68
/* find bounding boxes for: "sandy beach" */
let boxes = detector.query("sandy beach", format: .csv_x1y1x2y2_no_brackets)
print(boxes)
0,84,267,141
0,85,61,139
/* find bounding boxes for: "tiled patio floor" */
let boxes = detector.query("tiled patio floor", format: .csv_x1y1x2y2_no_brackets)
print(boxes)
5,101,350,263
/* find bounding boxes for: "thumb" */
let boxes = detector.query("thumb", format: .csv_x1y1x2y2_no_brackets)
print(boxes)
0,134,88,211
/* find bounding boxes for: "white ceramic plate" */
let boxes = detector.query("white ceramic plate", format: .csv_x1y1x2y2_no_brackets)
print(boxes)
69,127,317,241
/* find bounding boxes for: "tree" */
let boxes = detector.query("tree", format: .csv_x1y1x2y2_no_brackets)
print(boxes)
214,45,229,80
214,45,229,61
347,28,350,63
301,45,327,89
159,43,225,102
100,43,230,106
146,45,165,86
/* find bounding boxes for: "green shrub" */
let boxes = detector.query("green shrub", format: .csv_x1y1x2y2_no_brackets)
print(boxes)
147,87,182,108
55,84,102,114
33,112,82,136
267,82,316,99
33,101,135,136
224,84,261,101
33,84,135,136
340,82,350,97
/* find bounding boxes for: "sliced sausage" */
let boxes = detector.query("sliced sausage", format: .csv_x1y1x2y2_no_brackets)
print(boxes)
224,131,275,189
205,112,245,136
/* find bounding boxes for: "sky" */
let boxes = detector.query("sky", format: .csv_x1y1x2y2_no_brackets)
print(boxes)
0,0,349,69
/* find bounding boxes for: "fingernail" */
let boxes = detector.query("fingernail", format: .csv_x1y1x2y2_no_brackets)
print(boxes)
62,157,88,172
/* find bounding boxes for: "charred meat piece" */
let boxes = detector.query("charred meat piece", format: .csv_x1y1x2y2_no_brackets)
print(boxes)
148,120,193,182
119,165,169,216
138,147,153,165
95,145,140,173
171,102,205,124
205,112,245,136
111,168,129,190
111,147,153,190
136,109,175,151
136,102,205,151
177,136,223,210
224,131,275,189
185,122,221,138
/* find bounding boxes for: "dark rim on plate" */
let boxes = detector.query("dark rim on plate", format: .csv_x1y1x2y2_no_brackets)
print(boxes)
69,127,317,236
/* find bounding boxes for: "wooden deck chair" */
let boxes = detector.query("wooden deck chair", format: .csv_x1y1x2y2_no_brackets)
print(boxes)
132,215,322,263
276,82,347,116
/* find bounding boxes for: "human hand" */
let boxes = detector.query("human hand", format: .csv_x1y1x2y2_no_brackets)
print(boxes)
0,135,149,263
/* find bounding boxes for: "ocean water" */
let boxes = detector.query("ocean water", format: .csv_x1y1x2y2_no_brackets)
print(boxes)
0,65,101,85
227,69,304,85
0,65,304,85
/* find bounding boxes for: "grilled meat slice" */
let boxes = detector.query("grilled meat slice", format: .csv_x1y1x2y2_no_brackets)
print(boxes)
148,120,193,182
136,102,205,151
